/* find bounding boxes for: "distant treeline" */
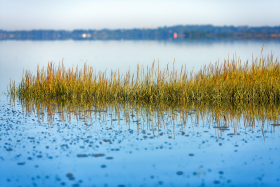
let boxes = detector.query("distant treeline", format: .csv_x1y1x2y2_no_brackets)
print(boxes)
1,25,280,40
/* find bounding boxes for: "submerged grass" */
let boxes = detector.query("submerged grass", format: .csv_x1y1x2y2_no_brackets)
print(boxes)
8,51,280,105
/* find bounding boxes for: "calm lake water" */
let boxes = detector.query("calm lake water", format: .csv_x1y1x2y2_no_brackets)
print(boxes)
1,39,280,187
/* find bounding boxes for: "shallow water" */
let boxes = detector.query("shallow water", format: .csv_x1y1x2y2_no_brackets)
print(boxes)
1,94,280,187
1,39,280,186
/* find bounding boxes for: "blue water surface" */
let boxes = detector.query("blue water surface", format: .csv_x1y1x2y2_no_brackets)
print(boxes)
0,94,280,187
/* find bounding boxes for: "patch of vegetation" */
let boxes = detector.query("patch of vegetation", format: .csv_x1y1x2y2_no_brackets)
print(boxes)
8,51,280,106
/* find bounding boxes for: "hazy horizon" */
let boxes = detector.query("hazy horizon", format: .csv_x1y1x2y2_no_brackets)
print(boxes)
1,0,280,31
3,24,280,32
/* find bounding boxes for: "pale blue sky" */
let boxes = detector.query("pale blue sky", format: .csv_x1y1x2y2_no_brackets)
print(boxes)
1,0,279,30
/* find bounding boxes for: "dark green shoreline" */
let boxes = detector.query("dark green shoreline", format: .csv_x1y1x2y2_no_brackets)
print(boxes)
1,25,280,40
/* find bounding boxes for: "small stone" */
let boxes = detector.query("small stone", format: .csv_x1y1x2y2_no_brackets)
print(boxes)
213,180,220,184
177,171,183,175
101,164,106,168
93,153,104,157
77,154,87,158
66,173,74,180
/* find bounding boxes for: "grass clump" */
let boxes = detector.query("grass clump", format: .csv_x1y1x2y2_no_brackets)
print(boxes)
8,52,280,105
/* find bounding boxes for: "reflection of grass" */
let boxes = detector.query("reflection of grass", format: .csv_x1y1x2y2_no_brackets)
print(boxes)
15,99,280,137
8,51,280,105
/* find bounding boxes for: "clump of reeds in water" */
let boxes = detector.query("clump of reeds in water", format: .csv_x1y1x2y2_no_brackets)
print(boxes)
8,52,280,105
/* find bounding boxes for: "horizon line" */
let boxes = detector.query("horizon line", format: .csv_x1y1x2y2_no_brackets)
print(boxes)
2,24,280,32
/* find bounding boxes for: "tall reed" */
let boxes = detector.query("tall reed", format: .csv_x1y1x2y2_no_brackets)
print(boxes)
8,52,280,105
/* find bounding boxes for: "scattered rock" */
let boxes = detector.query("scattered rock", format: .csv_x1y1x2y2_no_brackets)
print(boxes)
177,171,183,175
93,153,104,157
101,164,106,168
213,180,220,184
66,173,74,180
77,154,87,158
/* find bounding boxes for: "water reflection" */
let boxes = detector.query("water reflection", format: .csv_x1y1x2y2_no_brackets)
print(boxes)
2,96,280,186
14,98,280,138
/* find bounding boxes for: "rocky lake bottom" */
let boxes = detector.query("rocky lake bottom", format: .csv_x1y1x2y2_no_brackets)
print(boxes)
0,95,280,187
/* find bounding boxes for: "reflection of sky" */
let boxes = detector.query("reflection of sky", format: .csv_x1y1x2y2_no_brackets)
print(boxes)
1,40,280,92
0,0,280,30
0,97,280,186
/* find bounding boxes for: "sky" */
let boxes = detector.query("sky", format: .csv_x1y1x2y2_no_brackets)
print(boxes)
1,0,280,31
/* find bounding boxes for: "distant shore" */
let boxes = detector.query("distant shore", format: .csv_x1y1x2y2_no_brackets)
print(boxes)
1,25,280,40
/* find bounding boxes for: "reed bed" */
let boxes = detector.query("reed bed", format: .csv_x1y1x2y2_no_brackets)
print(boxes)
8,52,280,105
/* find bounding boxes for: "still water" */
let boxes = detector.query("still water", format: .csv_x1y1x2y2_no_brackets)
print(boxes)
0,39,280,187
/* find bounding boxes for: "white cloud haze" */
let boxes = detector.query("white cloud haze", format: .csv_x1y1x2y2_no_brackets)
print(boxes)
0,0,279,30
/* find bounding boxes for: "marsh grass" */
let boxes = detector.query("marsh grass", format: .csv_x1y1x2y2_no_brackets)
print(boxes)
7,50,280,137
8,51,280,106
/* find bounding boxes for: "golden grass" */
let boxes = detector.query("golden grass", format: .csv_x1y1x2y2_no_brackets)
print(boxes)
8,52,280,105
